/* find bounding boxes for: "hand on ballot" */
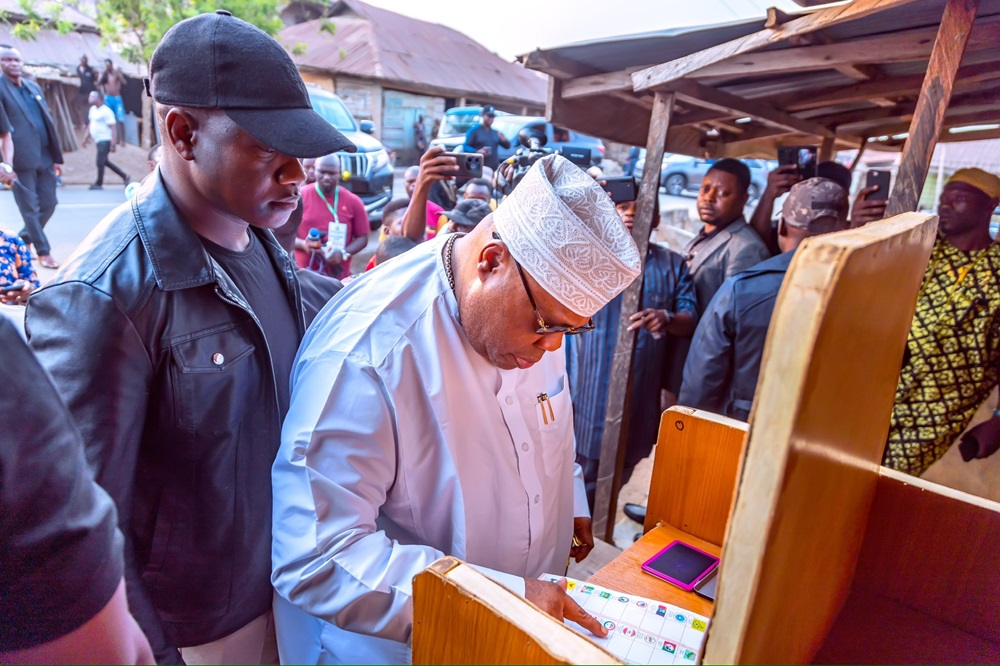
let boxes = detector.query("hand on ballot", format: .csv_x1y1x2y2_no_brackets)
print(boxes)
524,576,608,637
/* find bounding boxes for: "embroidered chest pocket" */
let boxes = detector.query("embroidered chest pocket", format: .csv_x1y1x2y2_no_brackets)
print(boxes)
534,376,573,476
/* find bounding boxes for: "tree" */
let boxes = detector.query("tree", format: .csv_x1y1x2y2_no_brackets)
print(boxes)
96,0,284,67
0,0,74,41
94,0,284,145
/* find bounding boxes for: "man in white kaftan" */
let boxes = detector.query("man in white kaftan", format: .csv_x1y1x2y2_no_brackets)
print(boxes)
271,154,641,663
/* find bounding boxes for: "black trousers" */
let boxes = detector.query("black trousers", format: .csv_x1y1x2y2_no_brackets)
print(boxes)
14,164,58,257
95,141,127,186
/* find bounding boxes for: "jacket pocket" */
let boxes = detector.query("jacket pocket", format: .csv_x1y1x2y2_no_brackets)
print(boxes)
169,323,258,433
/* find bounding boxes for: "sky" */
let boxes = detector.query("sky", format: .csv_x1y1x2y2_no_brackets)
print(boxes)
362,0,803,61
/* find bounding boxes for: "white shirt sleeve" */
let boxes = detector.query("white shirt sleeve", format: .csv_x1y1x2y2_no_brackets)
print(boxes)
271,353,445,646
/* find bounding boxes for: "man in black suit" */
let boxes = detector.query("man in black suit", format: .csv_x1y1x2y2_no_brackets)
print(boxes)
0,45,63,269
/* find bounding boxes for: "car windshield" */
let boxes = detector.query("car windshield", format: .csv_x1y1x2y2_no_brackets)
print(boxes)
310,93,356,132
439,111,481,138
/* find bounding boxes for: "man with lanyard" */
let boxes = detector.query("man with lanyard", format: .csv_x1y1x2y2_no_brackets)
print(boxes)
463,105,510,171
294,153,369,279
887,168,1000,476
271,154,640,663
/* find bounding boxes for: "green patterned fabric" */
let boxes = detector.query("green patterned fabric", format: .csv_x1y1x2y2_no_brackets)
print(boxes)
887,237,1000,476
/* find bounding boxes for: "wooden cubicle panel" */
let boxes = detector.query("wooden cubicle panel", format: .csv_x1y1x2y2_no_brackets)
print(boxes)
811,467,1000,663
644,407,748,546
412,557,620,665
704,213,938,664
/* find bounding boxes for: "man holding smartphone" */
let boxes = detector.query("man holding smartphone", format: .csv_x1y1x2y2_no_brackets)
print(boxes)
463,105,510,171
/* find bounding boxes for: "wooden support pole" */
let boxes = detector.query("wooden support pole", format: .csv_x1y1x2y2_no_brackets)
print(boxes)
886,0,979,217
819,136,835,162
849,139,868,172
592,91,675,542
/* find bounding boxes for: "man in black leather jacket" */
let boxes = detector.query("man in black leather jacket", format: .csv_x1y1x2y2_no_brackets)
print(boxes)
24,12,353,664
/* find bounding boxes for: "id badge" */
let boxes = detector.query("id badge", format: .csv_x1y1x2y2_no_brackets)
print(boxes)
328,221,348,252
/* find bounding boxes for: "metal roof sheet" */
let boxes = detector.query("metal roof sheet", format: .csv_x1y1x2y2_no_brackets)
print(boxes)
280,0,547,106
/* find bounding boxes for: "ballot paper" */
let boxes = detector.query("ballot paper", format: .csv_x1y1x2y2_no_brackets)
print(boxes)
539,574,710,665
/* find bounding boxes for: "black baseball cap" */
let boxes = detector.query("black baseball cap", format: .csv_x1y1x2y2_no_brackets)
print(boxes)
147,10,355,158
443,199,492,228
481,105,496,116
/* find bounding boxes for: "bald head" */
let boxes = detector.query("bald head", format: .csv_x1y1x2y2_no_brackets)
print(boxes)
404,165,420,196
316,153,342,195
0,46,23,81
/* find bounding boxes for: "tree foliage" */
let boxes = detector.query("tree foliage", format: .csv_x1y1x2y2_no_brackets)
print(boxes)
96,0,284,66
0,0,74,41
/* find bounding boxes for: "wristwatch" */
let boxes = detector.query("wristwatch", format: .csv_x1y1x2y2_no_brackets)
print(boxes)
0,163,12,174
342,251,351,262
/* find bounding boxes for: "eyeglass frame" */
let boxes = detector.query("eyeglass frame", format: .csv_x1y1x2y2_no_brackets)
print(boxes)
492,232,595,335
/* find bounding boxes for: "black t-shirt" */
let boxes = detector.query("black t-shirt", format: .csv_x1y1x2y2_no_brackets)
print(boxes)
202,231,299,415
0,318,124,651
77,64,96,94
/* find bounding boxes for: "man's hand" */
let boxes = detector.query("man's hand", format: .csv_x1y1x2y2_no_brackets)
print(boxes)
850,186,888,227
416,146,459,187
959,418,1000,461
82,137,91,148
53,164,62,178
765,164,801,198
477,146,491,156
1,282,33,305
627,308,671,338
0,169,16,186
524,577,608,637
326,249,344,265
498,132,508,144
571,517,595,563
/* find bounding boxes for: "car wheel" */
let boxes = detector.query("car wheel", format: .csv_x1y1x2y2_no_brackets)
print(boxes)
747,184,760,201
664,174,687,196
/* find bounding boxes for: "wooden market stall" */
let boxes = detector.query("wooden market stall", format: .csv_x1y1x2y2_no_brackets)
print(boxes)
413,210,1000,664
411,1,1000,663
522,0,1000,538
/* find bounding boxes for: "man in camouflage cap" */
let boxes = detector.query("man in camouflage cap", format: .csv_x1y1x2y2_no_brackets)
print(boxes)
679,177,849,420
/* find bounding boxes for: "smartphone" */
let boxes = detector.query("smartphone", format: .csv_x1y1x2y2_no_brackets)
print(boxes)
601,176,638,204
641,540,719,592
693,568,718,601
865,170,891,201
777,145,818,179
441,152,483,179
2,280,26,293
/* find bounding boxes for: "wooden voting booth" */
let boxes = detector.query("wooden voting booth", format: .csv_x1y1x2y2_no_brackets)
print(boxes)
411,212,1000,664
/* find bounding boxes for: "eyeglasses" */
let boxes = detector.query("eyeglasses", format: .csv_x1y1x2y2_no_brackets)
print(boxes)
494,232,595,335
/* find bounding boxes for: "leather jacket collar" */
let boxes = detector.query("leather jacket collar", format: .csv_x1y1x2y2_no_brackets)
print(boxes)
132,168,296,294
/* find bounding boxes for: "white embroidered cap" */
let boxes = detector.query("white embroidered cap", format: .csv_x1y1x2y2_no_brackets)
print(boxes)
493,154,641,318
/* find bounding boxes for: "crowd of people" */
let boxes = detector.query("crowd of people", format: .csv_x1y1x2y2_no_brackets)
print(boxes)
2,9,1000,666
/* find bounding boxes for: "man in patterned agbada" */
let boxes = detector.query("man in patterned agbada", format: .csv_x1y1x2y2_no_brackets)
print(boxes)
886,168,1000,476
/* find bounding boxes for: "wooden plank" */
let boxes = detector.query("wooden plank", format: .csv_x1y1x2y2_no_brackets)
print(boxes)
562,70,634,99
587,522,719,619
644,407,747,546
765,6,797,29
593,91,675,542
412,557,620,665
704,212,938,664
667,79,835,138
849,139,868,171
866,107,1000,139
632,0,924,90
774,60,1000,113
887,0,979,217
649,16,1000,84
853,468,1000,643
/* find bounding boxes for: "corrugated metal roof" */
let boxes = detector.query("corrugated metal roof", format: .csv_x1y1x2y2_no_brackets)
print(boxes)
279,0,547,106
0,24,143,78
